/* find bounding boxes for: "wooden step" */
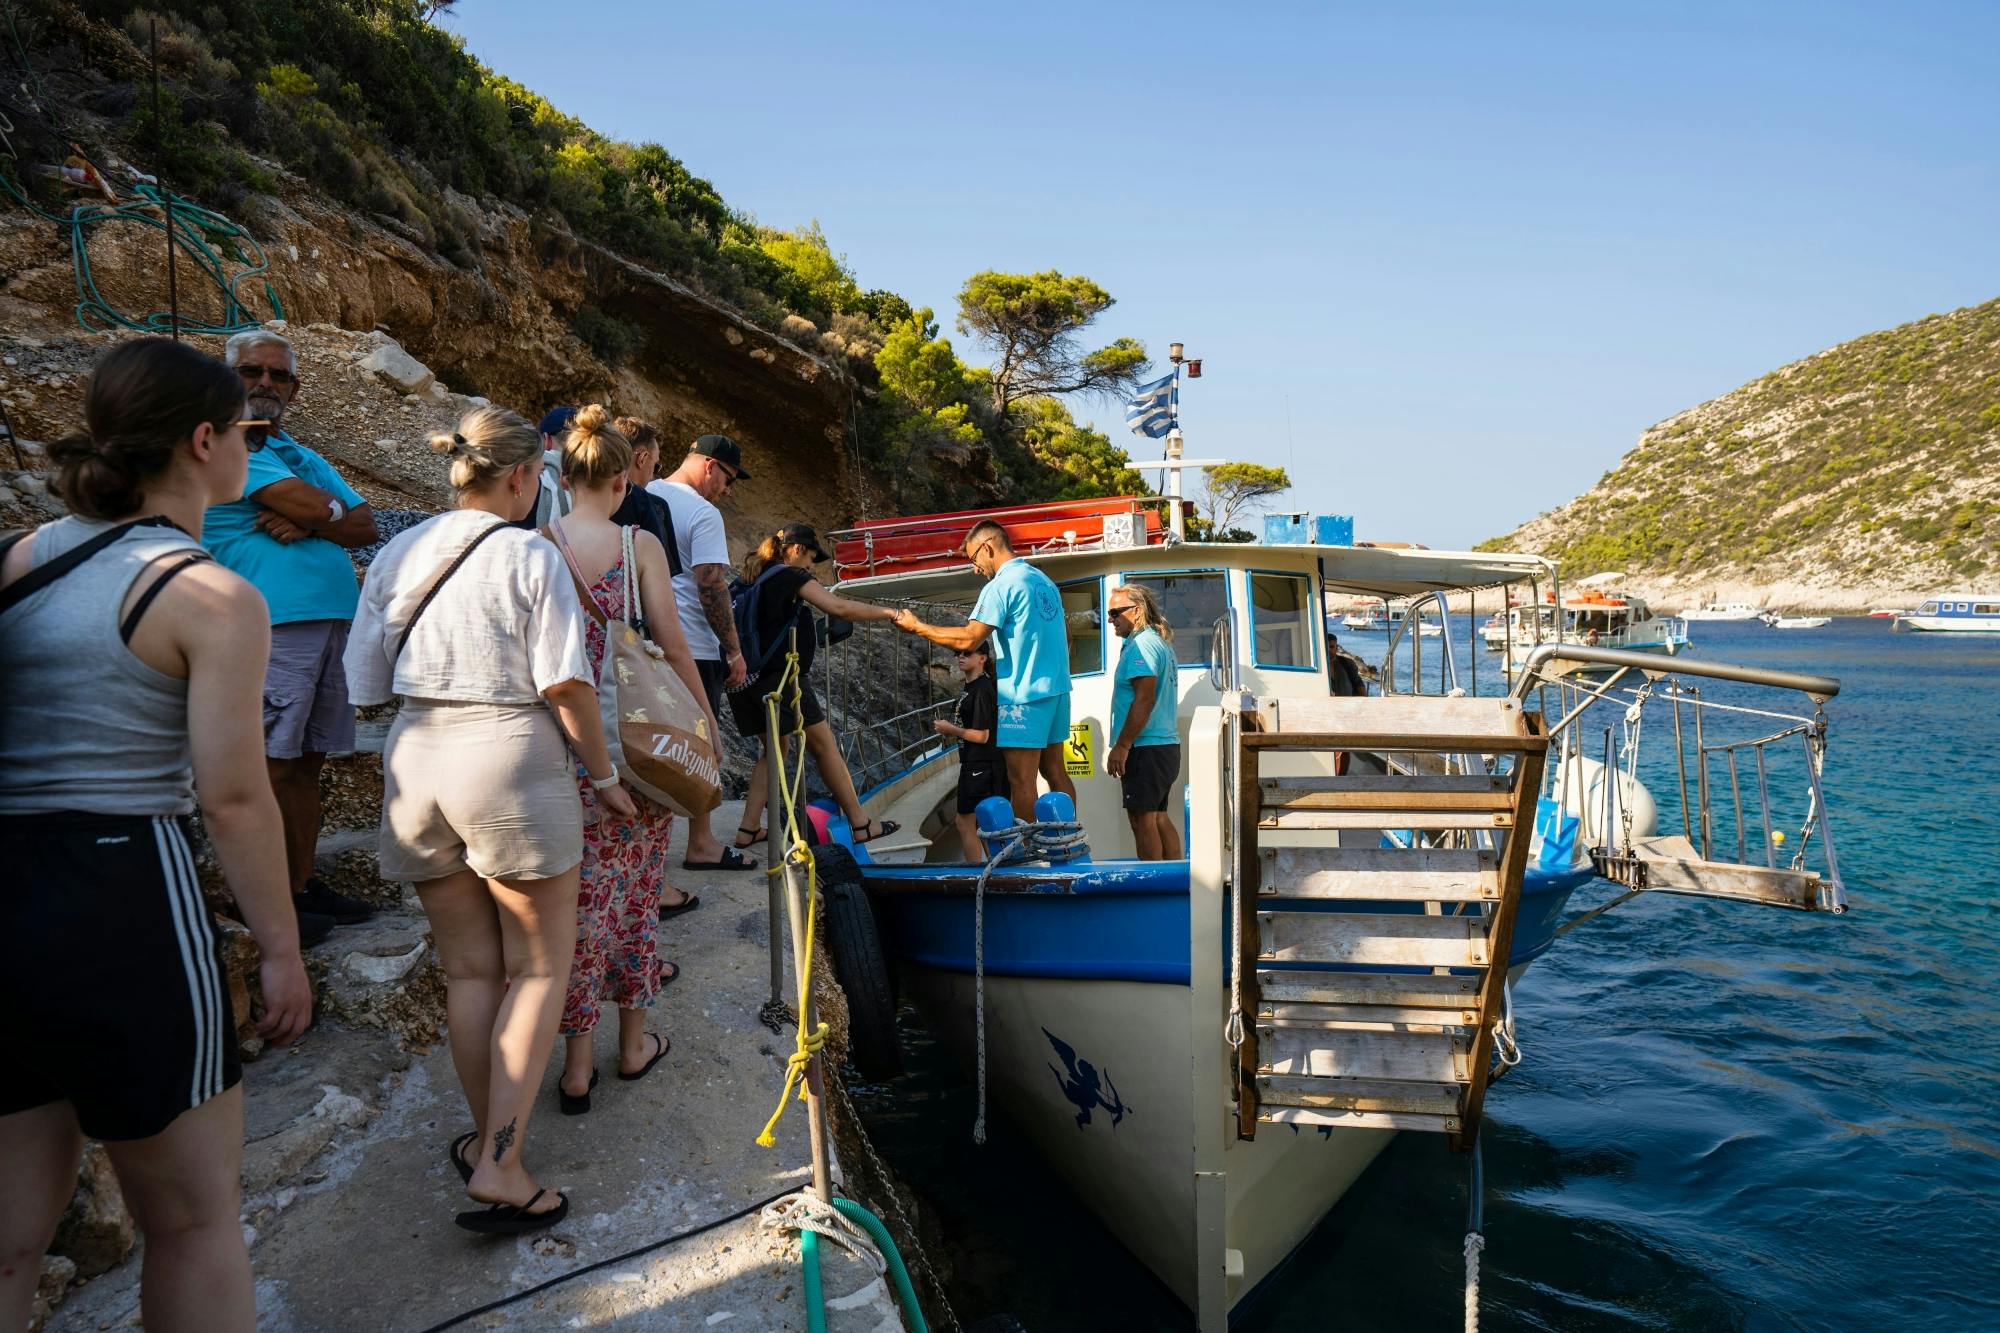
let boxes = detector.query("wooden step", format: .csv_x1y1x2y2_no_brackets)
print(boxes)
1259,969,1483,1010
1257,1073,1466,1117
1616,835,1827,910
1261,775,1513,813
1260,845,1501,902
1258,1104,1461,1133
1259,807,1514,832
1246,697,1544,754
1256,1025,1473,1082
1259,912,1492,968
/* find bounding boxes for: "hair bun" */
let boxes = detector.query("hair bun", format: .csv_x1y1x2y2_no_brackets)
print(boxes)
570,403,610,438
428,431,462,457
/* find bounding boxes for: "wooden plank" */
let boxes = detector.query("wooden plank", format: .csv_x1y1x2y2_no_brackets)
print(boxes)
1262,775,1511,796
1261,845,1500,901
1628,835,1824,909
1259,808,1513,831
1258,912,1491,968
1454,712,1545,1150
1258,696,1534,741
1256,1074,1465,1117
1258,969,1482,1010
1243,731,1547,755
1262,786,1514,813
1261,1002,1479,1028
1258,1105,1462,1134
1255,1026,1472,1082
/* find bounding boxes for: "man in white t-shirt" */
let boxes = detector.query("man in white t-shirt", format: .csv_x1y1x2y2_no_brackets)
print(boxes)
647,434,757,871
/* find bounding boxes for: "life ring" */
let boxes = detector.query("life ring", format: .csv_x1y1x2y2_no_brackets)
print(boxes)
810,844,903,1079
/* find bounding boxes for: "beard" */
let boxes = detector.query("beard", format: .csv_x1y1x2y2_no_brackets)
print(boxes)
247,390,285,423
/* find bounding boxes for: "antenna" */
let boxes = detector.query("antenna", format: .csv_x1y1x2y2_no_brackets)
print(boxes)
149,17,180,340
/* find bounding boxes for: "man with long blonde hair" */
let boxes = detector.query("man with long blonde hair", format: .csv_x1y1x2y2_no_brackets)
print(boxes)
1107,582,1182,859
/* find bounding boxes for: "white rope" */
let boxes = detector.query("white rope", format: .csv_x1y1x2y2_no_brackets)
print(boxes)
760,1190,887,1275
1463,1230,1484,1333
970,817,1087,1145
1493,978,1523,1070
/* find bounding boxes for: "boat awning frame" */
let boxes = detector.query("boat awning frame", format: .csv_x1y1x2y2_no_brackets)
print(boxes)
835,541,1557,606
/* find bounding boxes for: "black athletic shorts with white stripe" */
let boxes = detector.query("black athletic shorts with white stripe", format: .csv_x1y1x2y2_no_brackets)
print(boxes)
0,813,241,1140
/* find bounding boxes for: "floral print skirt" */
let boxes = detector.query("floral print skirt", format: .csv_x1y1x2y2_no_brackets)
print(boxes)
560,782,672,1036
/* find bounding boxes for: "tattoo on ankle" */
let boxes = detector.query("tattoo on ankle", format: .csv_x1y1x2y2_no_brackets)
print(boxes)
492,1117,517,1163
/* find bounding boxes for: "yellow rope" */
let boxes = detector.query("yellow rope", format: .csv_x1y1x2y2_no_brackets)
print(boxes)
756,648,830,1148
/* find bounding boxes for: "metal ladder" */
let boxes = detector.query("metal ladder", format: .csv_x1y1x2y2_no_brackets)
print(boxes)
1230,696,1548,1150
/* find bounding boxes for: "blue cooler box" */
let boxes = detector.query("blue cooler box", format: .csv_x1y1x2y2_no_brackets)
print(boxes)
1263,513,1354,546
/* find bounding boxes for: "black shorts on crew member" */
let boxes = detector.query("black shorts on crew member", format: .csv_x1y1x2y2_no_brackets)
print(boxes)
0,813,241,1140
956,758,1011,815
695,657,728,720
1121,743,1180,814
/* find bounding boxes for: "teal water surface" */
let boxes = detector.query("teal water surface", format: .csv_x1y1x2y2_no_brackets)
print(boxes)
851,617,2000,1330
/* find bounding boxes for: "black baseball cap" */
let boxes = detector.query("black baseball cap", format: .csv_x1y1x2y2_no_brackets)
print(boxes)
776,522,829,562
539,406,577,436
689,433,750,480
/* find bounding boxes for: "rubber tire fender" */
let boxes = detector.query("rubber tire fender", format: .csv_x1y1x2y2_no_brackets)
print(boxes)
811,844,903,1079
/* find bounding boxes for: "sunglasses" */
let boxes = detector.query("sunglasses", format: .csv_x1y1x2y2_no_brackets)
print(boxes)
235,364,296,385
1109,603,1138,617
954,649,982,658
710,457,740,487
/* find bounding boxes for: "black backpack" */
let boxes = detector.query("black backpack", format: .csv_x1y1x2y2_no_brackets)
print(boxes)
731,563,810,677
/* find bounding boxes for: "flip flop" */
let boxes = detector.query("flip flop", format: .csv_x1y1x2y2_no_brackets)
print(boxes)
661,960,680,986
455,1189,569,1236
658,888,700,919
617,1032,672,1082
732,825,767,850
558,1069,598,1117
853,818,902,846
449,1130,477,1185
683,847,758,872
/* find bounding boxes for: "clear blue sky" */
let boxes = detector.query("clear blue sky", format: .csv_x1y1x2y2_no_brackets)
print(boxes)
444,0,1998,548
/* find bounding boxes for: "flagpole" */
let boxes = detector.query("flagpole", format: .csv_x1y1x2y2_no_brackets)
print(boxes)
1166,341,1186,539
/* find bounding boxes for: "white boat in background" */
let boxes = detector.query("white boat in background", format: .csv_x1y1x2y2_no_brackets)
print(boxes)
1867,608,1903,619
1338,601,1387,631
1680,600,1765,621
1895,594,2000,632
1504,575,1689,675
1387,603,1442,637
1766,615,1831,629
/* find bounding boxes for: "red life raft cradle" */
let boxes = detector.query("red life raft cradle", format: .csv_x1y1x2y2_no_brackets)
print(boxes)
829,495,1185,583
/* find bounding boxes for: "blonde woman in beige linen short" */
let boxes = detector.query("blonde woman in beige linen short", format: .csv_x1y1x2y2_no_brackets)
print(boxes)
344,406,637,1235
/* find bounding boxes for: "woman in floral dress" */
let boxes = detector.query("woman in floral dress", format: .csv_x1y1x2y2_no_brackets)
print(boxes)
541,407,716,1112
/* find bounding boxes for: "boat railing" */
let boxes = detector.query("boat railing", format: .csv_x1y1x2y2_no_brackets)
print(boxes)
1378,591,1461,697
846,697,959,795
1509,644,1847,911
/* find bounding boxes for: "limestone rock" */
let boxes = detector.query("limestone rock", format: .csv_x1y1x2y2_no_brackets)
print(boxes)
213,914,267,1060
342,937,427,984
51,1144,133,1279
357,343,435,396
27,1253,75,1332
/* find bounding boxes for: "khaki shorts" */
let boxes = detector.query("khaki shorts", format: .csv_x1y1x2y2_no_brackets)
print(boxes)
378,700,583,883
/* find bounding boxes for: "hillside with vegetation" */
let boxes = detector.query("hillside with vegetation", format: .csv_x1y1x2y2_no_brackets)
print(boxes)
1,0,1149,518
1485,297,2000,606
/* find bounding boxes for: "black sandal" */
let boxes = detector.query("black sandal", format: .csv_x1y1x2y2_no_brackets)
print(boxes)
853,818,901,845
617,1032,671,1082
455,1189,569,1235
683,847,758,872
449,1130,477,1185
658,887,700,919
732,825,767,850
558,1069,598,1117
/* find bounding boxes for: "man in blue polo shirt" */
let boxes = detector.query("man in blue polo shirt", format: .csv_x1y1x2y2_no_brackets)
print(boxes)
893,519,1076,821
207,329,381,941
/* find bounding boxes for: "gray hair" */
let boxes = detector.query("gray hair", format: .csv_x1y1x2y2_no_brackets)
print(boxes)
223,329,297,373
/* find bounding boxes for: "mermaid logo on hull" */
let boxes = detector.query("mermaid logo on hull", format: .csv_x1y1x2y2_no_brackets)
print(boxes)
1044,1028,1131,1130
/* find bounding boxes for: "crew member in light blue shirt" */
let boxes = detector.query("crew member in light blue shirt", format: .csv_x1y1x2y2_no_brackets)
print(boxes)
1107,582,1183,859
205,329,381,940
893,519,1076,821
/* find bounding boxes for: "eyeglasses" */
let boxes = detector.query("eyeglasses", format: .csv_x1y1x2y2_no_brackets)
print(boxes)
235,364,296,386
960,539,993,563
1108,603,1138,617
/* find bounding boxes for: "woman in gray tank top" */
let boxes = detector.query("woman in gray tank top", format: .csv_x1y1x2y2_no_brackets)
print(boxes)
0,338,311,1333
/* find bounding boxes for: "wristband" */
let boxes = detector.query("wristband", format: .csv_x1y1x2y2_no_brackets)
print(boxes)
588,770,621,790
327,498,345,523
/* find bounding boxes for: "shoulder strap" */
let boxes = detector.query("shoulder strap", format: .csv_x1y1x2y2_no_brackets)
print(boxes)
0,517,178,619
540,519,610,627
394,521,508,663
621,523,644,635
120,550,214,643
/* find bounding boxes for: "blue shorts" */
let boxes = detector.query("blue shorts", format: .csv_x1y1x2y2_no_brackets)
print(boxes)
996,693,1071,751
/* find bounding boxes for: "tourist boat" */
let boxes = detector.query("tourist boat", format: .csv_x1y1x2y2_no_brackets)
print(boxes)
1678,599,1764,621
1894,594,2000,633
1761,613,1831,629
1501,575,1688,676
1385,602,1442,637
1338,601,1386,631
806,496,1847,1330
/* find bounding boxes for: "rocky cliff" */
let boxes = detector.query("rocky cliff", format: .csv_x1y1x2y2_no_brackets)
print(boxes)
1485,296,2000,611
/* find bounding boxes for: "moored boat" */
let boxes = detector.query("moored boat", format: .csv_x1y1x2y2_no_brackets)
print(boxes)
1894,593,2000,632
1679,599,1764,621
1503,574,1688,676
804,496,1849,1328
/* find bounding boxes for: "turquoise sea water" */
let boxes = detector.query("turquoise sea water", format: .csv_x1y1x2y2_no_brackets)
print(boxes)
852,617,2000,1330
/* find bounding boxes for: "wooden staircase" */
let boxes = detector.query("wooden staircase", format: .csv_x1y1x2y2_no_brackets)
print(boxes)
1230,697,1548,1150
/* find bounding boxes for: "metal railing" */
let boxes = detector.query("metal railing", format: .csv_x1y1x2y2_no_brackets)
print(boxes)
1378,592,1461,696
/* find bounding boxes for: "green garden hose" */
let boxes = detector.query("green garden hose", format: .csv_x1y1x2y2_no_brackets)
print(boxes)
800,1197,928,1333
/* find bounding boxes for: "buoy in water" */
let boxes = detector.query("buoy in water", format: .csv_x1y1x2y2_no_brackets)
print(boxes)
1772,830,1787,846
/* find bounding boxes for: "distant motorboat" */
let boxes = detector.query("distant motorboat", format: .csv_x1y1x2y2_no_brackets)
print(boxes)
1766,615,1831,629
1504,576,1688,675
1338,601,1387,632
1896,593,2000,633
1867,608,1903,618
1679,600,1764,621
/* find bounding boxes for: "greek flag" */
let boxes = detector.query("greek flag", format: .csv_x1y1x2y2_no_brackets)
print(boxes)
1123,373,1175,439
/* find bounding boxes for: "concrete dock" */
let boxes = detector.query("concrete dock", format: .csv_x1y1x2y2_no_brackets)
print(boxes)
43,799,908,1333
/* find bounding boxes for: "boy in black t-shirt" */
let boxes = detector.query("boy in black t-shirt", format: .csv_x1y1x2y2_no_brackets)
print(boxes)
934,639,1009,859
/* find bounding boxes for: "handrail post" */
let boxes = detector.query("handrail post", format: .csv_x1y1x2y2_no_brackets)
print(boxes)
765,631,794,1016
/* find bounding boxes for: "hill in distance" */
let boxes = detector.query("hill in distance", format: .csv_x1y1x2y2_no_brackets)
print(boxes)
1484,296,2000,610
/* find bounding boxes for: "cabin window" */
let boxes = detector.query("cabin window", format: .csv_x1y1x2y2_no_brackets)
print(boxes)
1060,578,1104,676
1125,571,1228,666
1249,572,1317,669
1976,604,1999,615
1920,602,1938,614
1956,602,1970,612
